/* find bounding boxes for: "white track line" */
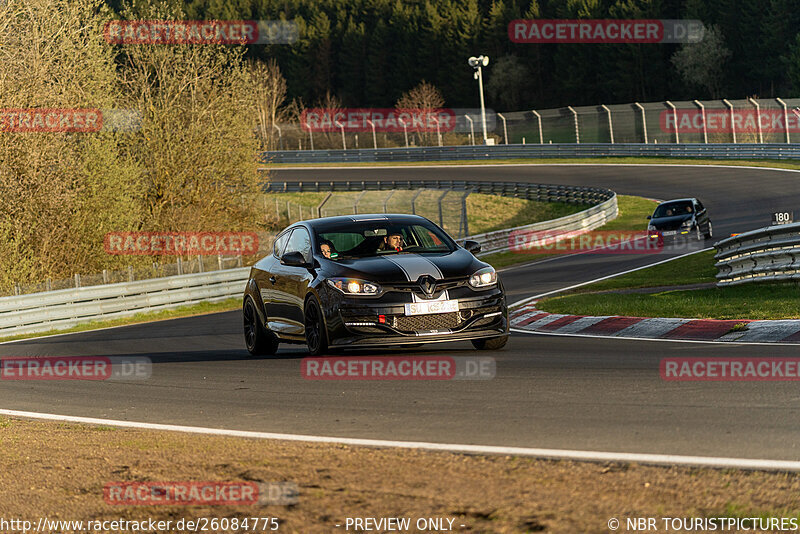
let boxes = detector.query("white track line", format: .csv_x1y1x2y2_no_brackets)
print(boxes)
1,408,797,471
509,247,712,308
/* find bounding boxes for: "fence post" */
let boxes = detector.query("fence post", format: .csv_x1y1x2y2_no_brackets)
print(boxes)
465,115,475,145
665,101,679,143
497,113,508,144
308,129,314,150
46,278,52,291
776,98,790,143
102,270,108,284
13,282,20,296
177,256,183,275
530,110,543,144
128,265,134,282
336,121,346,150
353,190,368,214
748,97,763,143
601,105,614,144
316,192,333,218
399,118,409,147
723,99,736,143
198,255,204,273
436,190,448,228
634,102,648,144
218,254,223,270
74,273,81,288
567,106,579,143
411,189,424,215
693,100,707,143
383,190,396,212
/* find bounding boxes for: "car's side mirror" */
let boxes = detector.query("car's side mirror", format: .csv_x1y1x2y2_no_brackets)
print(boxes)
464,240,481,254
646,215,651,220
280,251,310,267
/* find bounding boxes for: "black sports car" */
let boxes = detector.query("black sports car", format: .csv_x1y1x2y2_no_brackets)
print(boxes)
647,197,713,240
243,214,508,356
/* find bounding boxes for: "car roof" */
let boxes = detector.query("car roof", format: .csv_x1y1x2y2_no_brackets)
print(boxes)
657,198,697,205
303,213,432,230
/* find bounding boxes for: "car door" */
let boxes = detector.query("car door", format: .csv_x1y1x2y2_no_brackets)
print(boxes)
268,227,314,334
694,200,709,231
259,230,290,328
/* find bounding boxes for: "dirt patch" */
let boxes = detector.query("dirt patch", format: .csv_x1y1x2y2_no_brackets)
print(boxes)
0,417,798,533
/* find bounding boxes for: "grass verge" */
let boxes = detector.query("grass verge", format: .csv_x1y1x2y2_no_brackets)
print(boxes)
0,298,240,344
538,250,800,320
1,416,798,533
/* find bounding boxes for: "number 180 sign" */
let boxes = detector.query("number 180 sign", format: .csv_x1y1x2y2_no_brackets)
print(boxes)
772,211,794,225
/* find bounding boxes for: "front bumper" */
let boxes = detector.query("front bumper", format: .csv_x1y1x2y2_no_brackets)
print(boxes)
322,285,508,347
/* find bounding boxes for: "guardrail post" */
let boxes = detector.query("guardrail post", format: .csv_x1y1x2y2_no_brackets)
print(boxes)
634,102,648,143
723,99,736,143
776,98,790,143
567,106,579,143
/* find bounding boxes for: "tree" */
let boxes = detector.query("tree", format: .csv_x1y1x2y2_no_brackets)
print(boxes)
671,24,731,98
396,81,445,146
486,55,530,110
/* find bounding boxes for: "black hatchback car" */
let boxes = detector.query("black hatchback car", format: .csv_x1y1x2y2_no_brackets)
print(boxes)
647,198,713,240
243,214,509,356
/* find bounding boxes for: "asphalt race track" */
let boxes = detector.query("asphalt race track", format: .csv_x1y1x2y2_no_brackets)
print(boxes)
2,164,799,461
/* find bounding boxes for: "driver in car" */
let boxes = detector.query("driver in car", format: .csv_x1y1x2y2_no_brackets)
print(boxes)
381,230,404,252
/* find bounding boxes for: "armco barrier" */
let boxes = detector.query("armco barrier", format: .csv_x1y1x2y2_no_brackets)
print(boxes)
0,268,249,337
714,223,800,286
262,143,800,164
5,180,615,337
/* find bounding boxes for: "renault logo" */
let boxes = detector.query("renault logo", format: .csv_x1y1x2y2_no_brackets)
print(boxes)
418,275,436,296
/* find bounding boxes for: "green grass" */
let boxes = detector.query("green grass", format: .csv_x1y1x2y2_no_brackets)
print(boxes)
264,157,800,172
0,298,240,344
538,250,800,320
484,194,658,271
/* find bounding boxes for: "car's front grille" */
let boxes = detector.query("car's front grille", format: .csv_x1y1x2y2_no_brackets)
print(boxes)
395,312,461,331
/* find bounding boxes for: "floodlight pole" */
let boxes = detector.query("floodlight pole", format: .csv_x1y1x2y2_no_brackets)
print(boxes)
468,55,490,144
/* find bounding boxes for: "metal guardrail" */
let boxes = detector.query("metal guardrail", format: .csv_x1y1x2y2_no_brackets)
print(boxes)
467,195,618,255
5,180,615,337
0,268,249,337
714,223,800,286
262,143,800,164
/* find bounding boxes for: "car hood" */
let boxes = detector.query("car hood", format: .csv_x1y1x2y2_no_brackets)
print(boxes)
649,214,693,231
324,249,483,283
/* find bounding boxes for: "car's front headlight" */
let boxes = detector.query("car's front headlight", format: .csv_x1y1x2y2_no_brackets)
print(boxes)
647,224,656,231
469,267,497,288
681,219,693,228
327,278,381,295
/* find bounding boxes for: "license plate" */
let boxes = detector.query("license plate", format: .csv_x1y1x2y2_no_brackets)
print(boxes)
404,300,458,316
661,230,677,236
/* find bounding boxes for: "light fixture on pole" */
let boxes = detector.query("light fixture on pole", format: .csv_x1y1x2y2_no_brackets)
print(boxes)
468,55,492,145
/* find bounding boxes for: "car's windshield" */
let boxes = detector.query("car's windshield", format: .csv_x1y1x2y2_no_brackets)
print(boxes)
653,201,693,218
314,220,454,259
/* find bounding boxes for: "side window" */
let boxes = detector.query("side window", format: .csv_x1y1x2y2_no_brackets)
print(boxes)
284,227,312,263
695,200,705,211
273,231,290,258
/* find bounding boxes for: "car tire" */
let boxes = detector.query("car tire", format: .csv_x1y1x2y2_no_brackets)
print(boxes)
471,334,508,350
243,298,279,356
705,221,713,239
304,295,329,356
